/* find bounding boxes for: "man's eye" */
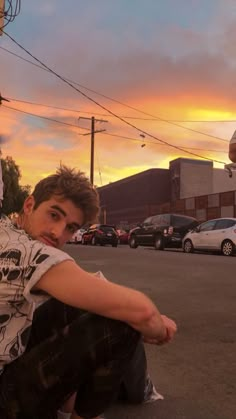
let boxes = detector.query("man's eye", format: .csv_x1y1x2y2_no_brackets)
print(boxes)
50,212,58,219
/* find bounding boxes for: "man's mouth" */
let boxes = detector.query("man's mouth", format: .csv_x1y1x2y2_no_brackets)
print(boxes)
40,236,58,248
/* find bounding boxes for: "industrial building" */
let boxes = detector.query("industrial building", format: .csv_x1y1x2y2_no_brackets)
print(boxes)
97,158,236,227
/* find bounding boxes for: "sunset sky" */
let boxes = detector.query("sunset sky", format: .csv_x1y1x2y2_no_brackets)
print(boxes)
1,0,236,189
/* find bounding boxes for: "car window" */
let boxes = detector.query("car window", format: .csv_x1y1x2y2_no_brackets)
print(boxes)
100,226,115,233
172,215,194,227
214,219,236,230
89,224,97,229
199,220,216,232
143,217,152,226
152,214,170,225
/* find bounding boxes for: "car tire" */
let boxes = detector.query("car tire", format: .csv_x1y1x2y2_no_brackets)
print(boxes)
154,235,164,250
91,236,97,246
221,239,234,256
183,239,194,253
129,235,138,249
81,237,87,245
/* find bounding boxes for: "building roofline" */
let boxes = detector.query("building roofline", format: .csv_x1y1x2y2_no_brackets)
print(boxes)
97,168,168,191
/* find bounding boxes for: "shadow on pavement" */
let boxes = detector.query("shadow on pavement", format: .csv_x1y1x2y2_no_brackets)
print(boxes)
106,397,226,419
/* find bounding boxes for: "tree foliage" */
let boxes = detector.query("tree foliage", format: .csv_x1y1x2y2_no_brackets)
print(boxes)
1,156,31,215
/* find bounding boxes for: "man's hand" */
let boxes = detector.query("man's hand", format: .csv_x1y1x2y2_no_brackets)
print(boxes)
143,315,177,345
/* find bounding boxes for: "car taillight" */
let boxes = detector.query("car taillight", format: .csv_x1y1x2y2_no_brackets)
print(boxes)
168,226,174,234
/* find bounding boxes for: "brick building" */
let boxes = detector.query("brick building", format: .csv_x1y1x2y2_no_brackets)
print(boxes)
98,168,170,226
97,158,236,227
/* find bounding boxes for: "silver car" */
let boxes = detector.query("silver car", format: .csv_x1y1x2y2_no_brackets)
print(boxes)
183,217,236,256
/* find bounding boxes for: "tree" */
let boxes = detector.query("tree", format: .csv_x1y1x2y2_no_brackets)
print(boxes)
0,156,31,215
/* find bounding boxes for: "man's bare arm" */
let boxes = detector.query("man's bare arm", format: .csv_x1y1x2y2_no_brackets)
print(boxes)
36,260,174,343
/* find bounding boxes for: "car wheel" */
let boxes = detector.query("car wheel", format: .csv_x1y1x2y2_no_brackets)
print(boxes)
81,237,87,245
183,239,194,253
221,239,234,256
154,235,164,250
91,236,97,246
129,235,138,249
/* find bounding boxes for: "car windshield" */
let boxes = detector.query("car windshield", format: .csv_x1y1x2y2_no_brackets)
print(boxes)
100,225,115,233
172,215,195,227
151,214,171,225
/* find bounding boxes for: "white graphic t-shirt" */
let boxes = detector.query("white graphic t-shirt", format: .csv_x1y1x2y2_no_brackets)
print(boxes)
0,215,73,374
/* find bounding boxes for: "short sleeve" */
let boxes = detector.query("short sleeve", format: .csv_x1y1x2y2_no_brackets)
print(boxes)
23,244,73,304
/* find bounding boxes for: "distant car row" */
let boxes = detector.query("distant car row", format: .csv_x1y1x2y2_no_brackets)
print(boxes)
128,213,236,256
68,214,236,256
68,225,129,247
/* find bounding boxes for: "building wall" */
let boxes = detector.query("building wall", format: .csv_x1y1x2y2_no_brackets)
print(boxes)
97,169,170,226
155,190,236,223
213,168,236,193
97,159,236,228
169,158,213,200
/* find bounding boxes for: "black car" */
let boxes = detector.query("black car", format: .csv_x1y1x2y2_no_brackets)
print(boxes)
129,213,198,250
82,224,118,247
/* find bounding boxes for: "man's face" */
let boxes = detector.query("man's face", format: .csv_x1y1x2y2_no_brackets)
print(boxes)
22,195,84,249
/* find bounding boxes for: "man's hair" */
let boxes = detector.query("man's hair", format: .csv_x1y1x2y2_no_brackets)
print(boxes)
32,165,99,225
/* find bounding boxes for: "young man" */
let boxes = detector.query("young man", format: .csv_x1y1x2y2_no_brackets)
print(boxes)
0,166,177,419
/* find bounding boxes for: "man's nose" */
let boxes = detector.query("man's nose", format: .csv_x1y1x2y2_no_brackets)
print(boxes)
50,223,65,238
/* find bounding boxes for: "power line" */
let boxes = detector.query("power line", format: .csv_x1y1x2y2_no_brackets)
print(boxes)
2,102,227,155
102,132,228,154
1,104,89,131
5,94,236,125
1,31,228,165
0,45,230,144
4,97,228,143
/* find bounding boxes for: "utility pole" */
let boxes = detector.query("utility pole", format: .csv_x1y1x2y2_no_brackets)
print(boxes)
0,0,4,36
78,116,108,185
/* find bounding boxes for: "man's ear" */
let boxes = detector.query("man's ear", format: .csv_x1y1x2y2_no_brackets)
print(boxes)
23,195,36,214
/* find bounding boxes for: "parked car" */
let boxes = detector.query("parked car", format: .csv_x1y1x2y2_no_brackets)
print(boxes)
116,229,129,245
129,213,198,250
81,224,118,247
183,217,236,256
67,228,86,244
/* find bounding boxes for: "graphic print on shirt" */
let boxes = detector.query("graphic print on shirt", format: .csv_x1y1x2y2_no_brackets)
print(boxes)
0,221,50,364
0,215,72,371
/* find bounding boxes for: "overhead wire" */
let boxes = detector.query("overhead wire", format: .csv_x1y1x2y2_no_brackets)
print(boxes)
1,31,228,165
101,132,228,154
2,104,90,131
3,95,231,145
2,102,227,155
0,45,231,143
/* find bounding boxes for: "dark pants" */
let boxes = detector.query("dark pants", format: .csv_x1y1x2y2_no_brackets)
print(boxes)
0,298,140,419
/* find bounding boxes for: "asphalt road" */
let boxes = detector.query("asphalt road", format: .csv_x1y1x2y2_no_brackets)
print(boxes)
64,243,236,419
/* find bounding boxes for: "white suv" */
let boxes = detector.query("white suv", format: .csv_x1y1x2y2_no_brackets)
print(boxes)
183,217,236,256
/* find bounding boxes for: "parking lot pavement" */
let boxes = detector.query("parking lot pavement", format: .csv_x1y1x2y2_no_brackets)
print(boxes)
65,244,236,419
